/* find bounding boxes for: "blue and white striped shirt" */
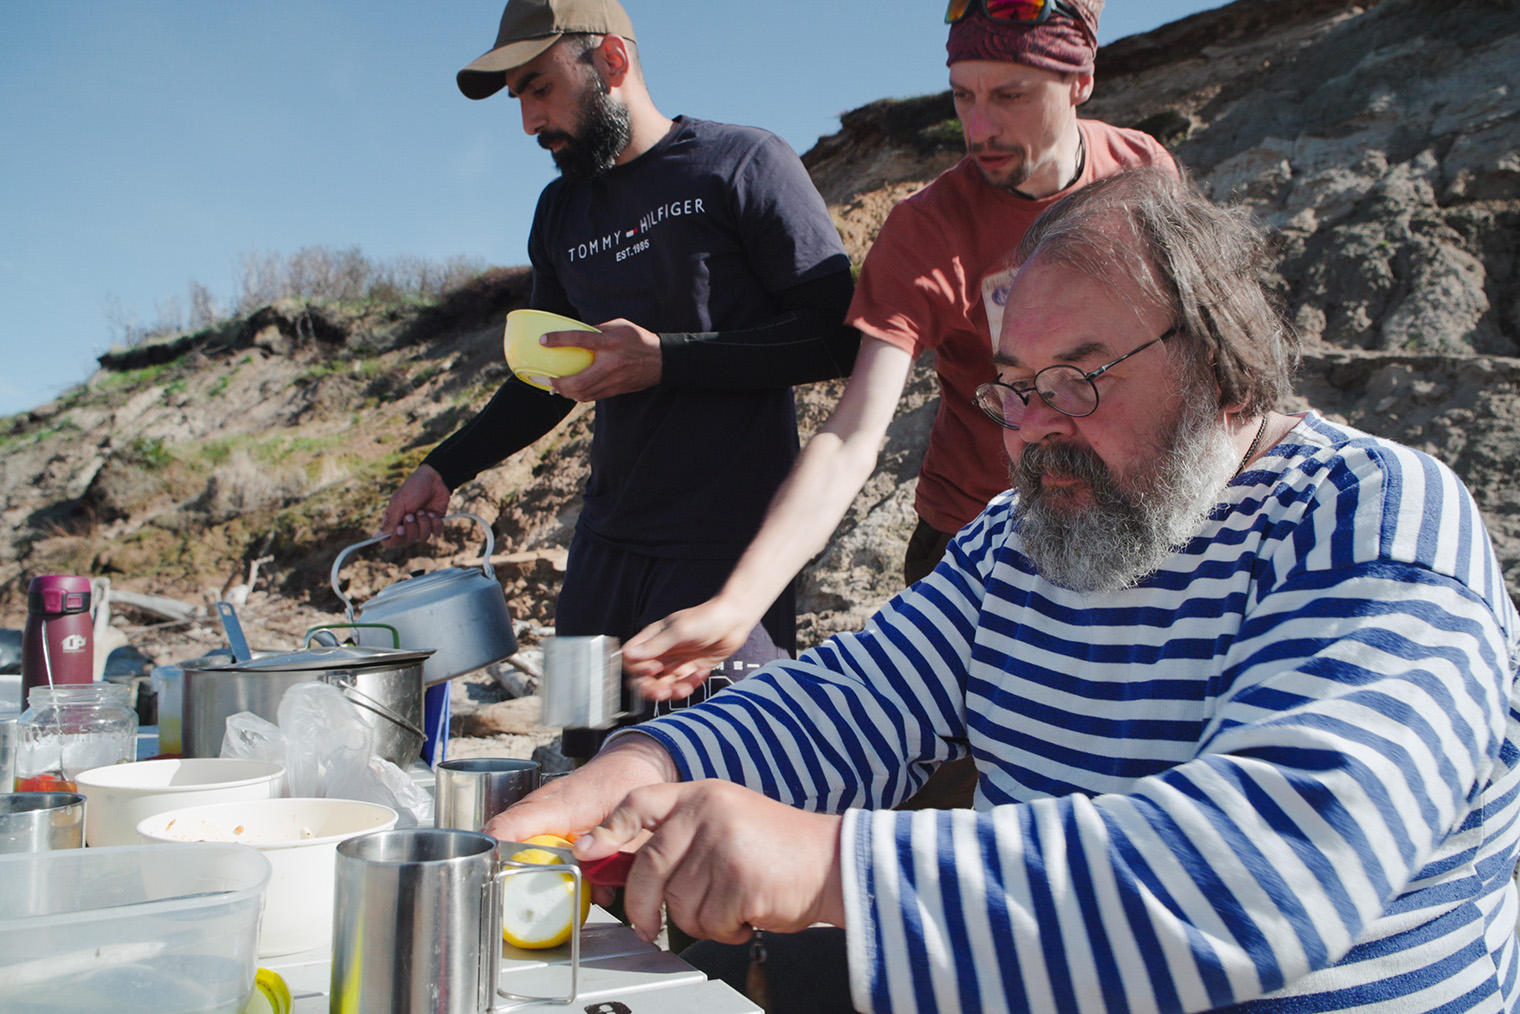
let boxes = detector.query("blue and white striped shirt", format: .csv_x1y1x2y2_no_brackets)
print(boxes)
637,414,1520,1013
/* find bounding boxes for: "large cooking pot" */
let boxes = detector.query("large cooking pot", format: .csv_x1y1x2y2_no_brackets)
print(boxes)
330,512,517,686
181,642,433,767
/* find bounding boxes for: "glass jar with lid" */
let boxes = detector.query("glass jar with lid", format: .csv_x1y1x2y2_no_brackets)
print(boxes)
14,683,137,792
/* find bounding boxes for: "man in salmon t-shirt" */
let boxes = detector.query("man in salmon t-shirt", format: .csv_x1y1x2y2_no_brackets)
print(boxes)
623,0,1178,770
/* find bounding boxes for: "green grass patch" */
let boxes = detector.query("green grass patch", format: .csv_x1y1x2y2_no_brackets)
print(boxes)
294,353,393,386
0,416,82,454
922,119,964,147
188,436,243,468
94,356,189,395
122,435,173,471
176,430,353,470
294,361,345,385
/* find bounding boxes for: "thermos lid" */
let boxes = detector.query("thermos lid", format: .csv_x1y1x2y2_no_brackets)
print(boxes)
26,575,93,616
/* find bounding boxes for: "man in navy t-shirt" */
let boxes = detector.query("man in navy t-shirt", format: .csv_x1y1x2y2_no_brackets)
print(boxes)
379,0,857,759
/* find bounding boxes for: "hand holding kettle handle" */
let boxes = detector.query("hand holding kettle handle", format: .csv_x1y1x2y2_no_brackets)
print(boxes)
331,512,497,622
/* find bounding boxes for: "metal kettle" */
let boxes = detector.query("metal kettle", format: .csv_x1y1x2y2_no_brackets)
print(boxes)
330,513,518,686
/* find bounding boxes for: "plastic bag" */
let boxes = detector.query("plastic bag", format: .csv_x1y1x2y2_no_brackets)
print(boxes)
276,682,374,799
220,682,433,827
220,710,287,766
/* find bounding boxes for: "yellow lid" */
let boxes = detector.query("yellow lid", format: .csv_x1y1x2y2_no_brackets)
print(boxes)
504,309,598,391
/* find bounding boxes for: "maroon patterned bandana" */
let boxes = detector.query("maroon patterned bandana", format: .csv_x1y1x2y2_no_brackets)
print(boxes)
946,2,1101,76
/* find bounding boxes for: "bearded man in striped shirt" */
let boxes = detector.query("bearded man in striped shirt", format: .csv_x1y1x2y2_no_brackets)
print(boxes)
490,166,1520,1014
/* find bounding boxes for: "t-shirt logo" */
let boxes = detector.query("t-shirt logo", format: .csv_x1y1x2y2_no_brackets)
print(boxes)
564,197,709,264
981,265,1017,350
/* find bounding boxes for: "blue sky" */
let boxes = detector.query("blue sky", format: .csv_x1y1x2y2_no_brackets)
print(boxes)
0,1,1221,417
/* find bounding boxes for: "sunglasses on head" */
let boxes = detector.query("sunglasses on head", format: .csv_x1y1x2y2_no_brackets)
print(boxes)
945,0,1084,27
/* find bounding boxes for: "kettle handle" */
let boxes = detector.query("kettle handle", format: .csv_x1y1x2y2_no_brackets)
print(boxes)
331,512,497,622
303,623,402,649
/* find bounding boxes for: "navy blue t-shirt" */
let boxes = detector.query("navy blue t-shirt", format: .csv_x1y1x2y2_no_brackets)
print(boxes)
526,116,849,558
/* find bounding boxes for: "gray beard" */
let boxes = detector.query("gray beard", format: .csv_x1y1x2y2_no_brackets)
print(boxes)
1010,394,1242,593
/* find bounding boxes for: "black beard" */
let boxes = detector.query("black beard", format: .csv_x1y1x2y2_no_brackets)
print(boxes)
1009,391,1239,593
540,79,632,181
969,142,1033,193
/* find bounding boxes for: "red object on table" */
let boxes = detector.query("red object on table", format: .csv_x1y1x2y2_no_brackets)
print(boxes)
14,773,78,793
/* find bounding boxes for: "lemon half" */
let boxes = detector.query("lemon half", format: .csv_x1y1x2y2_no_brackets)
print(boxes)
501,833,592,949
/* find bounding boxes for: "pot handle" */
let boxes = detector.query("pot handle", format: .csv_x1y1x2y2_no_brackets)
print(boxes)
324,673,429,743
331,512,497,622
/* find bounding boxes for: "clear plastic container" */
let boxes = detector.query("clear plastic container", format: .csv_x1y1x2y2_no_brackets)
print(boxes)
0,842,271,1013
14,683,137,792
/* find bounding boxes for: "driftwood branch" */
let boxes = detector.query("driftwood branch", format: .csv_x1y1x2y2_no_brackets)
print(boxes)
109,590,198,623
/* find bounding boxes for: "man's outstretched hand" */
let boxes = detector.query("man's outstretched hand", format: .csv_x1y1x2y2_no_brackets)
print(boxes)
574,779,846,945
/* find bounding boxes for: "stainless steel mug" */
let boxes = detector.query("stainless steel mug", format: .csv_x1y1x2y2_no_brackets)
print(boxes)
0,792,85,852
331,828,579,1014
540,635,625,729
435,758,540,831
0,712,18,791
331,828,503,1014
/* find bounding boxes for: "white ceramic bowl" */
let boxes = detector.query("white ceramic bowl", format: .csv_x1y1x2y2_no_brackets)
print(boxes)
74,758,287,847
137,796,398,957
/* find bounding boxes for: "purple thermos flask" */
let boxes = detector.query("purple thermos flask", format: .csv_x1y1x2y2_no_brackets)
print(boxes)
21,575,95,698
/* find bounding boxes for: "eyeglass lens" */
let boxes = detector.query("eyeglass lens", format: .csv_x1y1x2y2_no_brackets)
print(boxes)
979,367,1095,427
945,0,1052,24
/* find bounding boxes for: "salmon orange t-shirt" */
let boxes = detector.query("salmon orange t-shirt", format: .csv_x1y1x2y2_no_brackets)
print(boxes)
846,119,1176,535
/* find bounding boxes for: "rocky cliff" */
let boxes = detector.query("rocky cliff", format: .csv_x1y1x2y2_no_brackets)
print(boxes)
1,0,1515,675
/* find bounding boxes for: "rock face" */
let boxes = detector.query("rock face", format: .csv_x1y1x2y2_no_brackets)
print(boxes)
0,0,1515,670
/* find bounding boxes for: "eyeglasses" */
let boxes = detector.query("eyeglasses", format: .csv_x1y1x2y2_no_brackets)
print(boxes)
973,327,1176,430
944,0,1085,27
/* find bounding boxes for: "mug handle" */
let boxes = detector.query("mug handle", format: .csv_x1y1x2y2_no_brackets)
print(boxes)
491,846,584,1008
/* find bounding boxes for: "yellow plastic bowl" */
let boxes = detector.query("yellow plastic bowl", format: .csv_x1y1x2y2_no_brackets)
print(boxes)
503,309,598,390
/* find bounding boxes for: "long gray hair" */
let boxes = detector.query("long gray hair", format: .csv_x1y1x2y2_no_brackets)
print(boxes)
1014,166,1299,416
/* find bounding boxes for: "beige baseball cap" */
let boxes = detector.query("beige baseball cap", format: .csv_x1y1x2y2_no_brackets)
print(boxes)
457,0,636,100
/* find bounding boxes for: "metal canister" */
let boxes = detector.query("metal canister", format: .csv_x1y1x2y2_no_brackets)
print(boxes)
0,712,17,791
540,636,625,729
181,644,432,766
0,792,86,852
